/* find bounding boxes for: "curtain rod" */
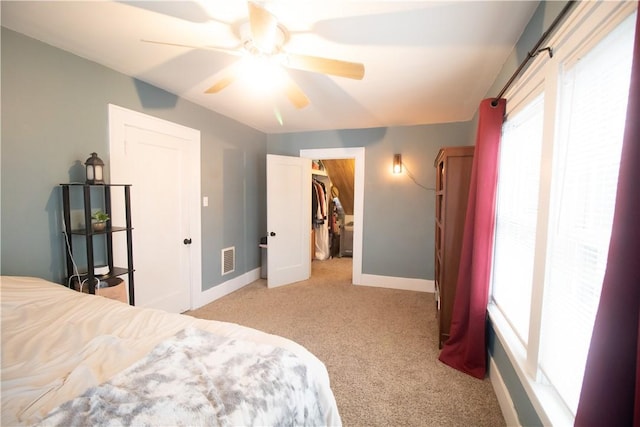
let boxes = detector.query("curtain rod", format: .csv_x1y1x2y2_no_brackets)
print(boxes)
491,0,578,107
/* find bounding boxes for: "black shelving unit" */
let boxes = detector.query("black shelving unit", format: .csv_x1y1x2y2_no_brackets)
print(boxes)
60,183,135,305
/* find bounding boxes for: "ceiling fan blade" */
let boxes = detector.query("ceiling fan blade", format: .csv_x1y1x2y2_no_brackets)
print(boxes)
282,76,310,109
205,72,237,94
284,54,365,80
141,39,241,55
248,2,279,52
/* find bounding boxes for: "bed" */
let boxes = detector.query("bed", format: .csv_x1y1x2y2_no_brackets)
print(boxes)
1,276,342,426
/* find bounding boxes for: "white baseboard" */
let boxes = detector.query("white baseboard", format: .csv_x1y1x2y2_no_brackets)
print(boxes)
359,274,434,293
192,267,261,309
489,354,521,427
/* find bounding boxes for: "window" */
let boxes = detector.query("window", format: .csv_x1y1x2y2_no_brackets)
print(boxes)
493,93,544,345
489,2,636,424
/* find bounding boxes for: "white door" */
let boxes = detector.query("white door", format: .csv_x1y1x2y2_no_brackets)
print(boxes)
109,105,201,312
266,154,311,288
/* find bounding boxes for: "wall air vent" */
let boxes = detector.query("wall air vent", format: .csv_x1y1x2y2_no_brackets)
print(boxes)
222,246,235,275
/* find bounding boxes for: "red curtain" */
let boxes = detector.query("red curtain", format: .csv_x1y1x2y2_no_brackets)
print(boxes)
438,98,506,379
574,7,640,426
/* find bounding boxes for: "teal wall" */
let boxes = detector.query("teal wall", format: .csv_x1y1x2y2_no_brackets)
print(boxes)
481,1,570,426
267,123,474,280
1,28,266,290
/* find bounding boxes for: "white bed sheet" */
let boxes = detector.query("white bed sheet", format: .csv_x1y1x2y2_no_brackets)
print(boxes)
1,276,341,426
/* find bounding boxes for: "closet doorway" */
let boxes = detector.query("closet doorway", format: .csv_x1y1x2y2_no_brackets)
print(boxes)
300,148,364,285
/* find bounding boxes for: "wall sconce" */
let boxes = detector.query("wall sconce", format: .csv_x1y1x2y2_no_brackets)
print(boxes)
85,152,105,185
393,154,403,174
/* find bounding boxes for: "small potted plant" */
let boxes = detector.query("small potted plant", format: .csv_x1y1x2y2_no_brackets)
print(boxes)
91,210,110,232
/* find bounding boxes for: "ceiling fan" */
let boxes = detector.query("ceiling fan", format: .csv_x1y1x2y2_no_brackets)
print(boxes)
143,1,365,109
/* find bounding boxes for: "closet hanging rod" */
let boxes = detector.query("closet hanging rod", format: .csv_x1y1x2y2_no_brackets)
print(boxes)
491,0,577,107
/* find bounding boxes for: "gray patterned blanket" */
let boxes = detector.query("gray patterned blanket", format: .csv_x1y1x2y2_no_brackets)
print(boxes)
37,327,325,426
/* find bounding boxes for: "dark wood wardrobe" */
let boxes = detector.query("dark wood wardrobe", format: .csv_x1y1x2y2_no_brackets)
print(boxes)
434,146,474,348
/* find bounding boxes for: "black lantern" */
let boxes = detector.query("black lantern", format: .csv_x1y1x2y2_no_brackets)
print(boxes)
85,152,105,185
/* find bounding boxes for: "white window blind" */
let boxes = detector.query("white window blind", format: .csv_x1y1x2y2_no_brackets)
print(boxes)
539,12,635,414
493,93,544,345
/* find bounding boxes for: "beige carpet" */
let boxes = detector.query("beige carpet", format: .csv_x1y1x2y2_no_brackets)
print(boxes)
187,258,506,427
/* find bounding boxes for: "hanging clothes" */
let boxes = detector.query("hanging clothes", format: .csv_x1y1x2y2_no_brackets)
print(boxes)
312,179,326,225
312,178,330,260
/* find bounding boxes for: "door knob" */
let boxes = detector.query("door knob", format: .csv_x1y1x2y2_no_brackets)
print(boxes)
183,238,192,245
269,232,276,237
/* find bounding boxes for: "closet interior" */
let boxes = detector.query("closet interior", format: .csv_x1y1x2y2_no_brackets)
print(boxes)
311,159,355,261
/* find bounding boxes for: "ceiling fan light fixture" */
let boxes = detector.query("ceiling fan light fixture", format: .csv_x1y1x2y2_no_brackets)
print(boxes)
237,54,287,94
239,21,288,56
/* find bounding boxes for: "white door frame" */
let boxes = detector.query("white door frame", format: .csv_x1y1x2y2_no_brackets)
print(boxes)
108,104,202,309
300,147,364,285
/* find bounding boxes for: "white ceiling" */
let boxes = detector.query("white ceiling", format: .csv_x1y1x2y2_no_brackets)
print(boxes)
2,1,539,134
